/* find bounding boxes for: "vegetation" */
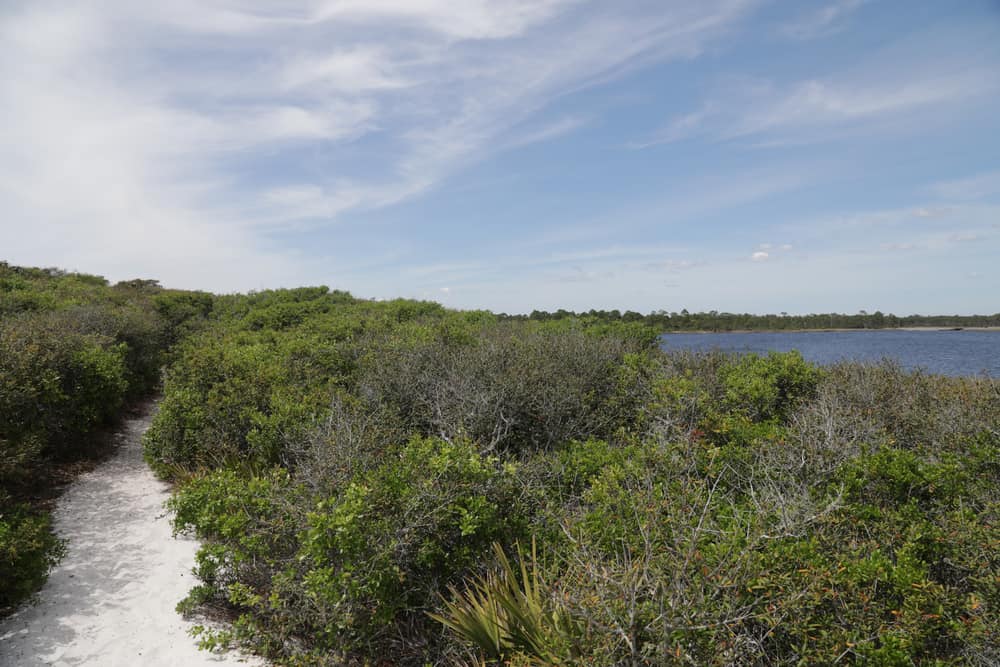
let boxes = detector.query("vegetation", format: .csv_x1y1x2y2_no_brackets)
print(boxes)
0,262,210,611
138,284,999,665
3,262,997,662
509,308,1000,332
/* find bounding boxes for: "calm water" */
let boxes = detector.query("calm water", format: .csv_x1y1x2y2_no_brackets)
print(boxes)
658,330,1000,377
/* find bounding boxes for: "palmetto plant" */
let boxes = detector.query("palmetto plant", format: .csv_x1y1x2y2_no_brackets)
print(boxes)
430,539,582,665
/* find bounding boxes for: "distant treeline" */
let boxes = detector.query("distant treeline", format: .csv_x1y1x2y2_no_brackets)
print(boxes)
501,308,1000,331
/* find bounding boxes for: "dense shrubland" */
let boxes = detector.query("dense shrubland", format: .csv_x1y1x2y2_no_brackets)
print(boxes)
144,286,1000,665
0,262,211,611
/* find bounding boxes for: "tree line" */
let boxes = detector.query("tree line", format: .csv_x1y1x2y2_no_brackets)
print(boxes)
503,308,1000,331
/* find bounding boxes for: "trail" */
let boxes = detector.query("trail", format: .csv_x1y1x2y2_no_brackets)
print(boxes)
0,401,264,666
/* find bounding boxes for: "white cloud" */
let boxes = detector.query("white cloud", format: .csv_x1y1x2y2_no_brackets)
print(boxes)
278,47,412,92
0,0,758,288
745,80,902,129
503,116,590,150
780,0,867,40
643,31,997,148
311,0,578,41
751,251,769,261
724,72,989,144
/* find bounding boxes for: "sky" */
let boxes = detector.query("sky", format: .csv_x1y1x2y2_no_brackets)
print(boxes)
1,1,999,315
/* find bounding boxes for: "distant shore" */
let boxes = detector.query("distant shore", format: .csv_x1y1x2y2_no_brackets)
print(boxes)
661,326,1000,334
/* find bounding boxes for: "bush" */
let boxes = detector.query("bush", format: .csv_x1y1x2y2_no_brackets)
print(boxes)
0,499,66,611
0,263,209,612
718,350,821,422
0,312,128,460
138,279,1000,665
171,436,531,663
360,323,648,454
144,331,343,473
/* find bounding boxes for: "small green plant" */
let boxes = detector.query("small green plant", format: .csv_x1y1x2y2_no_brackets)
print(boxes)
430,539,582,665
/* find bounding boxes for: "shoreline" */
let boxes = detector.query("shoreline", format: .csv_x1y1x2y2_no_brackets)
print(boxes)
660,326,1000,334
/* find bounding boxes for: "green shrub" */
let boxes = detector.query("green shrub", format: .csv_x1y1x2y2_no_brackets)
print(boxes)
361,324,647,454
839,445,968,510
144,331,340,473
170,435,531,663
296,436,528,654
170,468,299,596
554,438,632,496
719,350,821,422
0,314,128,458
0,263,208,612
137,278,1000,665
0,500,66,610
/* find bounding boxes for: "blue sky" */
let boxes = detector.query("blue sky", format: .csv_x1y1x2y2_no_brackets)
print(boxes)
1,1,998,314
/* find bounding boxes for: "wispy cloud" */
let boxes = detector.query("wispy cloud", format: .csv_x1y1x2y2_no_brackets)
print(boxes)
2,1,997,315
639,20,998,149
628,106,714,148
780,0,867,40
503,116,591,151
930,171,1000,201
0,0,758,287
777,196,999,265
729,74,986,138
644,69,994,147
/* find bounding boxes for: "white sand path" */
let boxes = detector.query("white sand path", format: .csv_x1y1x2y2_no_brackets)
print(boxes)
0,401,265,666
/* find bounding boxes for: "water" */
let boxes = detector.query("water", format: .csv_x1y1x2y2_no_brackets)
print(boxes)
658,330,1000,377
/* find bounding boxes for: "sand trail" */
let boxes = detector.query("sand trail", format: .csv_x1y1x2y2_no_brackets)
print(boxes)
0,401,263,666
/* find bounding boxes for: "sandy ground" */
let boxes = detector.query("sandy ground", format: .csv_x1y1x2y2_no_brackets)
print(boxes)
0,401,265,667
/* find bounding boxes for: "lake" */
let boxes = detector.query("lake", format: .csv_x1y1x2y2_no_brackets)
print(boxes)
658,329,1000,377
